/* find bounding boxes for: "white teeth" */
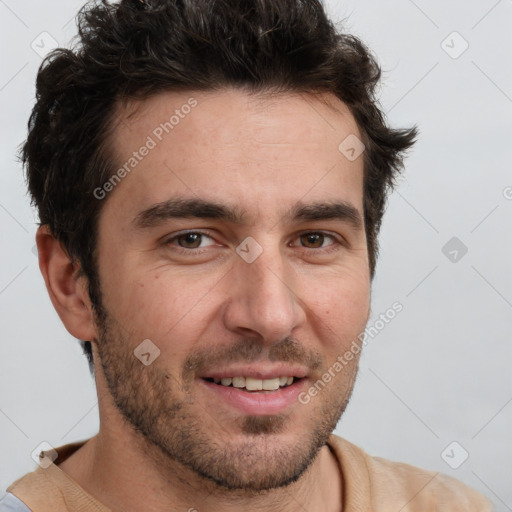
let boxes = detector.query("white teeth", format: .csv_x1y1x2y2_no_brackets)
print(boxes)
232,377,245,388
214,376,295,390
263,378,280,390
246,377,263,391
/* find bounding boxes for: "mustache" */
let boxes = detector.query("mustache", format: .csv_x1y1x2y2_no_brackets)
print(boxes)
183,337,324,377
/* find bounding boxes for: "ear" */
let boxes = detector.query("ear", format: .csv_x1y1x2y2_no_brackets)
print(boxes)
36,225,98,342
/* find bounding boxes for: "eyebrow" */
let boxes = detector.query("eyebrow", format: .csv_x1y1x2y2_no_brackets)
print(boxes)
287,201,362,228
133,197,363,230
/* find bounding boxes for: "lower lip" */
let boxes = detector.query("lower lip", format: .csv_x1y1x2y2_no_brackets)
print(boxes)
200,379,306,415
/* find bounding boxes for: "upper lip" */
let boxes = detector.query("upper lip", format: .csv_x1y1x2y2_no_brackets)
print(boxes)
199,364,308,380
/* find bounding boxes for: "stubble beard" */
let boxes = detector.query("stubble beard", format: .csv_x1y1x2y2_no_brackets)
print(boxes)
93,303,358,493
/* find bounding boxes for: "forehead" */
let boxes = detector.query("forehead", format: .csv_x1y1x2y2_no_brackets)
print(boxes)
114,87,359,140
104,88,365,222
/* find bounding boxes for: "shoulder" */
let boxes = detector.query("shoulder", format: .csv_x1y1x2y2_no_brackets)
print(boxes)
0,492,32,511
366,453,493,511
327,434,494,511
5,465,68,511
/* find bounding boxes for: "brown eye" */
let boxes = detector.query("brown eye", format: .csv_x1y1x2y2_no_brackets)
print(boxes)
175,233,203,248
164,230,218,255
300,232,326,248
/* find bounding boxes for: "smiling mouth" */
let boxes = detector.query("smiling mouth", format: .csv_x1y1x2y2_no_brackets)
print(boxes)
203,376,301,392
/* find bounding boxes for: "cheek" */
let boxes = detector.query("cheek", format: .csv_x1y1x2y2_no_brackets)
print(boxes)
103,267,219,356
309,296,369,373
309,272,370,338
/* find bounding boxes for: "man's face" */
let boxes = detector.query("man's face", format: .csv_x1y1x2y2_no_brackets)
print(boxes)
92,88,371,491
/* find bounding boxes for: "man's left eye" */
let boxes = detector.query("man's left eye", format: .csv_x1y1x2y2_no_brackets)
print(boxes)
296,232,336,249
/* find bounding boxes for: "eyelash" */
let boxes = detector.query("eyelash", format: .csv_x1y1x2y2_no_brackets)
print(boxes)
164,230,343,255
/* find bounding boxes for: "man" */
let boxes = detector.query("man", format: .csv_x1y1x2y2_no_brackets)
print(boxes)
1,0,493,510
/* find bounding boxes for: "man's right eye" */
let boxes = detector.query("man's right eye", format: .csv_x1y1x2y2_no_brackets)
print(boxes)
165,231,217,250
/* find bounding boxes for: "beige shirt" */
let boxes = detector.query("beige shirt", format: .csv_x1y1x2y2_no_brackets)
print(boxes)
6,434,493,511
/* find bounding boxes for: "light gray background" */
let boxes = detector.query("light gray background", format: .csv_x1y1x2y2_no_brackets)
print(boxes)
1,0,511,509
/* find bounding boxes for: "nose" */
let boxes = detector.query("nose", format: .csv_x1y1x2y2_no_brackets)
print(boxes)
222,245,307,343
